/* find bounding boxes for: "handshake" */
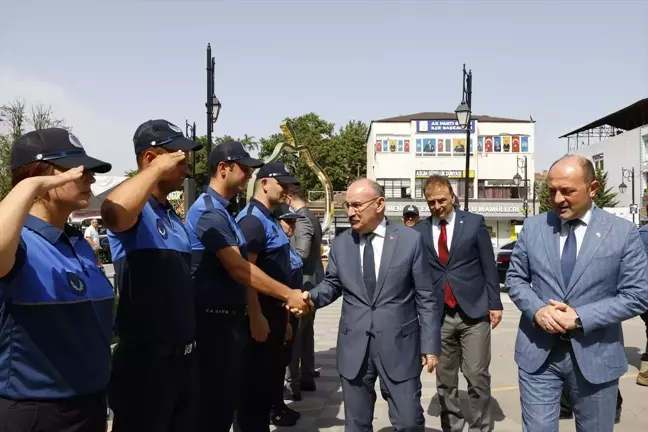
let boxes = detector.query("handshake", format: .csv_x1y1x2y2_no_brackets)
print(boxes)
285,290,316,317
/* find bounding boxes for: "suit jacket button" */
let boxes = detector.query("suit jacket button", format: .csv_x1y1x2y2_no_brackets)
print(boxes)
371,306,376,311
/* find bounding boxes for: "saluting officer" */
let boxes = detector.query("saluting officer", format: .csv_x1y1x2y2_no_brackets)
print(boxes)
0,128,114,431
101,119,201,432
235,163,301,431
184,142,308,431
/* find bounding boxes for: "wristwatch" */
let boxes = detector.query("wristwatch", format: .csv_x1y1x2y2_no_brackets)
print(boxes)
574,316,582,329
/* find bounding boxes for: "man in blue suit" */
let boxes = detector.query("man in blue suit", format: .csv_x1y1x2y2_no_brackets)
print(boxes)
413,175,502,432
305,178,443,432
507,155,648,432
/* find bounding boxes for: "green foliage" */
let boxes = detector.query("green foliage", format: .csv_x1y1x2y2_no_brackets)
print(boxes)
592,167,619,208
536,180,553,213
258,113,368,192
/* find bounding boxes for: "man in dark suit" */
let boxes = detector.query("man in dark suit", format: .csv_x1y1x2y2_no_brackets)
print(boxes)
285,186,325,399
304,178,443,431
413,175,502,432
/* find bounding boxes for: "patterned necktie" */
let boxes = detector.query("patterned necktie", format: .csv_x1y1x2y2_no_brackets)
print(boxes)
561,219,580,287
362,233,377,301
438,220,458,308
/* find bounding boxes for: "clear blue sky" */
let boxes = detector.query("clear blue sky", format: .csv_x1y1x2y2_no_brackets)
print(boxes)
1,0,647,176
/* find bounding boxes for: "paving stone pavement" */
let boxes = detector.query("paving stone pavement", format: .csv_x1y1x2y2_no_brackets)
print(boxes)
273,293,648,431
107,291,648,431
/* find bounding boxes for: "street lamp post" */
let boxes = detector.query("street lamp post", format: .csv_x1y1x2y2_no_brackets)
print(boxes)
206,43,222,159
183,121,198,215
455,64,472,211
618,167,636,224
513,155,529,219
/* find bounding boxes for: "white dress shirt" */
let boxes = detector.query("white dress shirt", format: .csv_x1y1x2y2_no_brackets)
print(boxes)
431,210,456,255
559,208,592,258
359,218,386,278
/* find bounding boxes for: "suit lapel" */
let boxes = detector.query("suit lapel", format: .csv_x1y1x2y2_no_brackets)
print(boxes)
542,211,565,292
448,211,465,262
349,231,369,301
373,223,398,304
564,207,611,297
423,218,440,262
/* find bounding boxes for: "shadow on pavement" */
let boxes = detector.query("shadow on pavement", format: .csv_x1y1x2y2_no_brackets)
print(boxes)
624,346,642,370
426,390,506,429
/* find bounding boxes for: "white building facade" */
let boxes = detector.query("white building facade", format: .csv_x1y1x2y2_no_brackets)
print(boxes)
571,126,648,225
366,113,536,248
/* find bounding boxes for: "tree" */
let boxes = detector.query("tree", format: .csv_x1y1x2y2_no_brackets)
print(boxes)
0,99,66,200
536,180,553,214
258,113,368,194
593,167,619,208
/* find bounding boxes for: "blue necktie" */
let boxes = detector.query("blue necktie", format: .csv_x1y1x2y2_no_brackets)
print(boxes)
561,219,580,287
362,233,376,301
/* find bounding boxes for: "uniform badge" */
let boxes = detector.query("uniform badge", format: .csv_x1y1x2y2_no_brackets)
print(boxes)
168,123,183,133
66,272,87,296
68,133,84,148
156,219,168,238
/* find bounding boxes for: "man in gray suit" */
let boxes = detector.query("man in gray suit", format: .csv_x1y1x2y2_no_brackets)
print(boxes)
507,155,648,432
304,178,442,431
285,186,325,399
413,175,501,432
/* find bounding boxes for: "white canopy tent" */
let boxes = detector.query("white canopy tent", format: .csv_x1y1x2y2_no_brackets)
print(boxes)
87,175,129,210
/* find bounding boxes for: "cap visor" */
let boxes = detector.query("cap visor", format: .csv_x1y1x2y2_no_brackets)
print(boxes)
276,175,300,185
163,137,203,152
52,154,112,174
239,156,264,168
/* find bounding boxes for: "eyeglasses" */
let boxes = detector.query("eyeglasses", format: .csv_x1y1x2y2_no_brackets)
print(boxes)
343,197,379,212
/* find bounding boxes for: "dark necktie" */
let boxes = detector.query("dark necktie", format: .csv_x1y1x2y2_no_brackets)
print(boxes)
438,220,458,308
561,219,580,287
362,233,377,301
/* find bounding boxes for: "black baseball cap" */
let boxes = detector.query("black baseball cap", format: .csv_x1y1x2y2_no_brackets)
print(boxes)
133,119,202,155
403,205,419,216
272,204,305,220
209,141,263,174
10,128,112,173
256,162,299,185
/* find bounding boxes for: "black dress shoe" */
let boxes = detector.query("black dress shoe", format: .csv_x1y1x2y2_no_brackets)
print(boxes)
300,380,316,391
270,409,297,427
279,402,301,419
559,412,573,420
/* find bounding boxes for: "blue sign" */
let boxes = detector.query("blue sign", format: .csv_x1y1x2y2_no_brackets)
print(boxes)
416,119,476,134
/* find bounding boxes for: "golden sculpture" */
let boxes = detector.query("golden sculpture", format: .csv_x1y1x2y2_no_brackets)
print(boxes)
246,120,335,233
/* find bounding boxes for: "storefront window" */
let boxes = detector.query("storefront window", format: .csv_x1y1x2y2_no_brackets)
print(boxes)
478,180,522,199
414,178,473,199
376,178,411,198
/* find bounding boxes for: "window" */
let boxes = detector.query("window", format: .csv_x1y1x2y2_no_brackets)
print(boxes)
592,153,604,171
376,178,411,198
478,180,524,199
414,178,473,199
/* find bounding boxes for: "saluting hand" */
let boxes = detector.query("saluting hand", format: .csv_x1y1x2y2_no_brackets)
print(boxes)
29,166,85,195
150,151,187,177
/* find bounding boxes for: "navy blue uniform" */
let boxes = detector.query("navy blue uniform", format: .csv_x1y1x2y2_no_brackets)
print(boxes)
0,215,114,431
186,188,250,431
107,196,197,432
235,198,292,432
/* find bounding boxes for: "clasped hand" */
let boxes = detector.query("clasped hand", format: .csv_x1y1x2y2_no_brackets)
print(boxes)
286,290,315,317
534,299,579,334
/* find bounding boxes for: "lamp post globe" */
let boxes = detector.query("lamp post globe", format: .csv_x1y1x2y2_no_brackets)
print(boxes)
455,102,471,129
619,182,627,194
513,173,522,187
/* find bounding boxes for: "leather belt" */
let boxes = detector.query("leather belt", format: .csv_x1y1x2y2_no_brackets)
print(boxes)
120,340,196,357
201,307,247,316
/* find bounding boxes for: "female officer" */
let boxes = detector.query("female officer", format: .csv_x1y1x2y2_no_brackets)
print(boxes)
0,128,115,432
269,204,305,425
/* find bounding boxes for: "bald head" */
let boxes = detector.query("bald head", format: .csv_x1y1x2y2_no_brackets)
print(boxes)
549,154,595,185
345,178,386,234
548,154,598,220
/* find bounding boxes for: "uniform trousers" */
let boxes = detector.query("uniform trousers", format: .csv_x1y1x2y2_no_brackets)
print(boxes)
195,307,249,432
108,340,198,432
236,303,287,432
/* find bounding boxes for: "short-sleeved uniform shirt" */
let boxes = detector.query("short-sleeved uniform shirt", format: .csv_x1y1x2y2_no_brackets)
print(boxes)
236,198,292,309
0,215,114,400
186,187,248,308
108,196,194,345
289,247,304,291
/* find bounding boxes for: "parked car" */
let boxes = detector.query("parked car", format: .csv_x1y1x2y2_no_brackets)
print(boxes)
496,241,516,285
